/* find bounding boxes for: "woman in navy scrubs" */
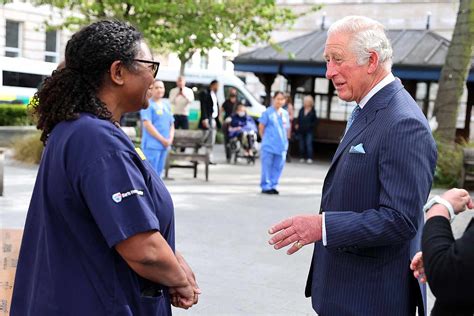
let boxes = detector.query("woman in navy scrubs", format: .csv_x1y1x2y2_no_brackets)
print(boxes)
11,20,199,315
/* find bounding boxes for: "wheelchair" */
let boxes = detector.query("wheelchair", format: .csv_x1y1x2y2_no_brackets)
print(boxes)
227,132,258,165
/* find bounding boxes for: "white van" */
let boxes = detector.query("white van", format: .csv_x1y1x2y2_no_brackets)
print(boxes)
156,67,266,123
0,56,57,104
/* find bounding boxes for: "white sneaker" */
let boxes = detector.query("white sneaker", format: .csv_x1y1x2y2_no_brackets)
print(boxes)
299,158,305,163
306,159,313,164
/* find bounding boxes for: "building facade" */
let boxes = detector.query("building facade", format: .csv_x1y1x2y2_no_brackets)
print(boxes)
0,0,236,74
240,0,460,103
0,0,71,63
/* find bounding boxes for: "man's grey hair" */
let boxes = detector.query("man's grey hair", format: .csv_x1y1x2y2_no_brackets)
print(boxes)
327,16,393,71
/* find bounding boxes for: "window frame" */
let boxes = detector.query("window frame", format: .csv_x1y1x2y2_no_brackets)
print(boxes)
5,20,22,58
45,29,60,63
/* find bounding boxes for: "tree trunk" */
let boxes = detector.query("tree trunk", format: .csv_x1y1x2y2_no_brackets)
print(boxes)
179,59,186,77
433,0,474,144
178,53,193,76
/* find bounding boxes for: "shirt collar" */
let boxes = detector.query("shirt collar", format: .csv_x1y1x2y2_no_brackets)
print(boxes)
358,73,395,109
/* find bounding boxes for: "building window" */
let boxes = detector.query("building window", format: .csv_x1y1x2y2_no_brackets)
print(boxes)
45,30,59,63
5,20,21,57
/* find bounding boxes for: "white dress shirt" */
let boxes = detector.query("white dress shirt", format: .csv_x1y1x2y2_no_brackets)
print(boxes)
169,86,195,116
211,90,218,119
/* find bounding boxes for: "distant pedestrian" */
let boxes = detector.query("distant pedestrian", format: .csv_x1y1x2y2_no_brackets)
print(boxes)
295,95,317,163
221,88,239,161
169,76,194,130
140,79,175,177
221,88,238,120
199,80,221,164
283,94,295,162
259,91,290,194
228,104,258,157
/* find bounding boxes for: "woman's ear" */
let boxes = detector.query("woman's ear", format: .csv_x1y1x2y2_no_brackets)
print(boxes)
109,60,125,85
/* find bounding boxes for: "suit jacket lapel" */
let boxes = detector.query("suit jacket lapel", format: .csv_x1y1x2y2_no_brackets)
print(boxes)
329,80,404,168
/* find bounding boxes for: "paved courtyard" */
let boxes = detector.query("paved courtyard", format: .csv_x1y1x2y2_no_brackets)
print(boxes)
1,145,473,315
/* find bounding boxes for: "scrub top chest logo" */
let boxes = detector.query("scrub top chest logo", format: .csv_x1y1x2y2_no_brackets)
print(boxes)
112,189,144,203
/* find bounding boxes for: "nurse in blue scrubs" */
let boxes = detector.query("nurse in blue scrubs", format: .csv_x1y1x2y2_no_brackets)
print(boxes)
259,91,291,194
141,79,175,177
11,20,199,316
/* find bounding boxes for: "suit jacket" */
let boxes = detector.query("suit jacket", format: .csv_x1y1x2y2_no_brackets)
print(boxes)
305,80,437,315
422,216,474,315
198,89,221,129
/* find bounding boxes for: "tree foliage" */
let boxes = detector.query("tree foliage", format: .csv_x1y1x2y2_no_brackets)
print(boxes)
23,0,315,75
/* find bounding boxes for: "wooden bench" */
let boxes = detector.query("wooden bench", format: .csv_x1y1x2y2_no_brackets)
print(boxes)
461,148,474,189
0,147,5,196
164,130,210,181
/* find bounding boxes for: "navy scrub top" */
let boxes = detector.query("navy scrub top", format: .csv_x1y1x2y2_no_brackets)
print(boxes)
11,113,175,316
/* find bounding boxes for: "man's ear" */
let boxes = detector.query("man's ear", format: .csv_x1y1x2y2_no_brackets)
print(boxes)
367,51,379,74
109,60,125,85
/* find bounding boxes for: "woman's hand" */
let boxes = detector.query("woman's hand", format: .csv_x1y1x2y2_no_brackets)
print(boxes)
160,138,171,148
169,283,195,309
440,188,474,214
174,252,201,306
410,252,426,284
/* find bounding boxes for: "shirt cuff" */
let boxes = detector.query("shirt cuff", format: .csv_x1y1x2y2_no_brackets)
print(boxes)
322,212,327,246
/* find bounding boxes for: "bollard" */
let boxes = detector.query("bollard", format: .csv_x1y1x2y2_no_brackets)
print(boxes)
0,147,4,196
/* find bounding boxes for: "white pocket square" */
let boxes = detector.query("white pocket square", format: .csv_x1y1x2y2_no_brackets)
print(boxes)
349,143,366,154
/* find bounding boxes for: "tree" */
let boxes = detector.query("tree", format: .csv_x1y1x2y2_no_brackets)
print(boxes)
25,0,312,75
433,0,474,144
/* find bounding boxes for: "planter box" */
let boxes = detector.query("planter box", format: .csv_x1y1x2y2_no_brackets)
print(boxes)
0,126,38,147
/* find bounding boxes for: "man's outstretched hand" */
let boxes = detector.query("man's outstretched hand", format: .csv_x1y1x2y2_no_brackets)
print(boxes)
268,214,322,255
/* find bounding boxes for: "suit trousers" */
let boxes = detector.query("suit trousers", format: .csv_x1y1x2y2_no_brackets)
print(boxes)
174,114,189,130
205,118,217,161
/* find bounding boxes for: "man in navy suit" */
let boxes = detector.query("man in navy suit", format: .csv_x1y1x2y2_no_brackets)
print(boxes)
268,16,437,315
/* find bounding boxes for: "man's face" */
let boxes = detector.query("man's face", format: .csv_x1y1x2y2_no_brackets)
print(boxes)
177,78,185,88
324,32,371,104
211,83,219,92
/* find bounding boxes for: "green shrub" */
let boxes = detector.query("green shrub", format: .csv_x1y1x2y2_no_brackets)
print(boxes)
434,139,464,188
0,104,34,126
12,133,44,164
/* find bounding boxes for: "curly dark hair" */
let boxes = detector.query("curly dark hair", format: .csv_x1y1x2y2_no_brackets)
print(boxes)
31,20,143,144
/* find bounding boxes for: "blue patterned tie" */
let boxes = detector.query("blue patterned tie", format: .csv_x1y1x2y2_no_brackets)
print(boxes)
343,105,361,137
